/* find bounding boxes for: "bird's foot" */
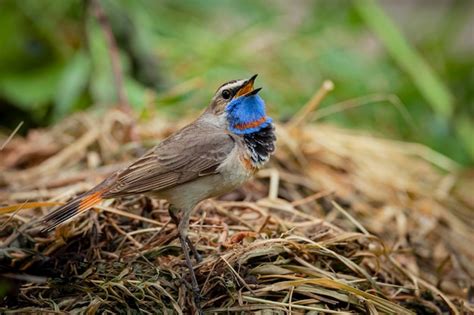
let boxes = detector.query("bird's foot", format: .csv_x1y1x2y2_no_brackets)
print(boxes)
192,288,204,315
180,279,204,314
178,233,203,314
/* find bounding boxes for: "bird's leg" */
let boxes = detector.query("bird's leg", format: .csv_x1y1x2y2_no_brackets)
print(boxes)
186,236,202,263
178,227,202,314
170,206,203,314
168,207,202,263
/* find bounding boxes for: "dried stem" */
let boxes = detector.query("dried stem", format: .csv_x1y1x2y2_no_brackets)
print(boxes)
287,80,334,129
90,0,130,113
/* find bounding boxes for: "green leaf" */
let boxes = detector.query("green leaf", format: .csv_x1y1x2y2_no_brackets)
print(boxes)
87,17,116,105
455,116,474,161
354,0,455,118
53,50,91,119
0,63,63,111
125,78,148,112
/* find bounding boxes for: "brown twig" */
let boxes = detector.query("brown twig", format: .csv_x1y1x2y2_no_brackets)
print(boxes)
89,0,130,113
287,80,334,129
1,121,23,151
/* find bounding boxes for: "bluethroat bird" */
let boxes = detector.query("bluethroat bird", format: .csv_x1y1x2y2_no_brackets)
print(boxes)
41,74,276,312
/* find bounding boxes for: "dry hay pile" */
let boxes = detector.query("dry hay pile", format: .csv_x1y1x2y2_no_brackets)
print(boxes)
0,107,473,314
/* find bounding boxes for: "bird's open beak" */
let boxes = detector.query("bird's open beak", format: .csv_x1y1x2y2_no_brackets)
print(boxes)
235,74,260,97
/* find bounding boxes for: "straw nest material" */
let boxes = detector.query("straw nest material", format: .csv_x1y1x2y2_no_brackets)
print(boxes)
0,104,473,314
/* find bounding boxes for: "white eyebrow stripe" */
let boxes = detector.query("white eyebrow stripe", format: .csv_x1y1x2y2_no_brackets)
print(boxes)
217,79,246,93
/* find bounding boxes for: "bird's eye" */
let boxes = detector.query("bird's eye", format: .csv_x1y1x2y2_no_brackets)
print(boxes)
222,89,232,100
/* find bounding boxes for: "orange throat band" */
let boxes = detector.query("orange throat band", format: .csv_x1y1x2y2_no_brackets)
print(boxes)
234,116,267,130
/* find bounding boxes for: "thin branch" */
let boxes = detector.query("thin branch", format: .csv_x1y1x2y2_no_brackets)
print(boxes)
287,80,334,129
1,121,23,151
90,0,130,113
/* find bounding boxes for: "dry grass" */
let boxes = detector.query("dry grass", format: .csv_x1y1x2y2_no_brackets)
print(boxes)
1,95,473,314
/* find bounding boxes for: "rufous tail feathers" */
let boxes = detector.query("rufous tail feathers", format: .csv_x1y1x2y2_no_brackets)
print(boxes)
41,190,104,232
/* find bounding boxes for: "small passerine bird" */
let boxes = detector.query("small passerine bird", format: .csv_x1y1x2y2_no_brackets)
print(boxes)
41,74,276,311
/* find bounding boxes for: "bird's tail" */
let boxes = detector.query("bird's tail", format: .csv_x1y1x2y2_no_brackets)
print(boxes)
41,189,105,232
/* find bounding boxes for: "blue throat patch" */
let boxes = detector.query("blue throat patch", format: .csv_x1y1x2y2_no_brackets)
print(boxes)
225,94,272,135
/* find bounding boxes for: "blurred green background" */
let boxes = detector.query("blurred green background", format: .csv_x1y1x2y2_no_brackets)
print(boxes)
0,0,473,165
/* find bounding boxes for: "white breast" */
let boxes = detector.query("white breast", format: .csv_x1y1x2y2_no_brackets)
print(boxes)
154,147,252,210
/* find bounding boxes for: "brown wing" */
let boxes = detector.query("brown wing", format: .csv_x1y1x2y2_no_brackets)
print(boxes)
103,123,236,197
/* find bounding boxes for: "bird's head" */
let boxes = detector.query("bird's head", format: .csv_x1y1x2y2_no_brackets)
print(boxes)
207,74,272,135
